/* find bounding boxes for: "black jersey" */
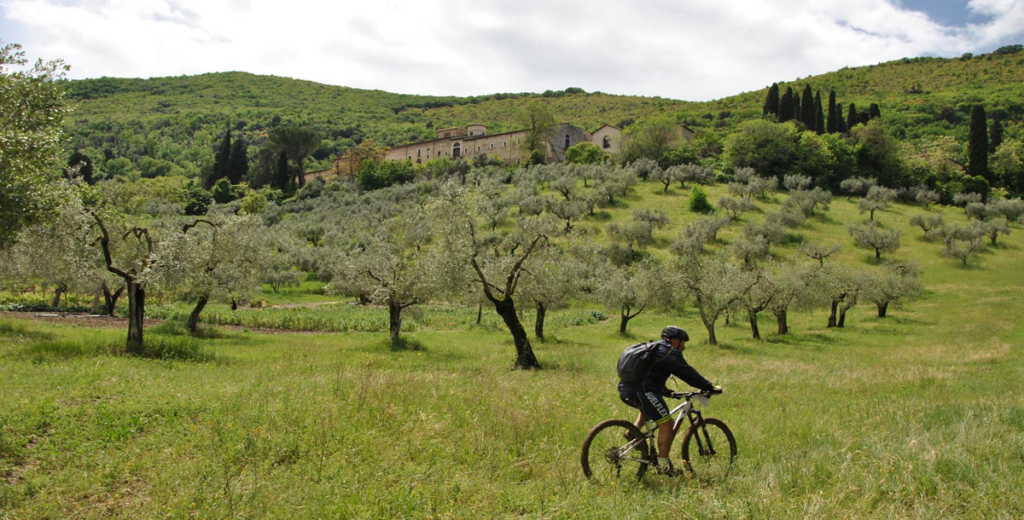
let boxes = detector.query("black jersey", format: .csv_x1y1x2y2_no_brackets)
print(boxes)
617,340,714,395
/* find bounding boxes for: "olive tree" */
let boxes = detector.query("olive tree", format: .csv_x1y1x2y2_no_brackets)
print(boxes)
607,219,654,253
993,199,1024,222
674,252,757,345
941,222,986,266
85,205,210,351
799,241,841,266
737,267,773,339
160,215,273,333
840,176,877,201
784,187,832,217
717,196,756,221
981,218,1010,246
783,174,812,191
812,265,864,328
431,188,555,369
863,262,924,318
766,264,813,335
857,186,898,221
909,214,945,238
328,209,437,347
8,197,106,308
0,42,72,248
848,221,901,261
518,244,592,342
597,257,664,335
670,216,728,255
732,234,771,268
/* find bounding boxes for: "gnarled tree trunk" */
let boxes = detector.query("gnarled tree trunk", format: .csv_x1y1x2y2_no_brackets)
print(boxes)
102,284,124,317
187,294,209,334
491,296,539,369
748,310,760,340
126,282,145,353
51,284,66,308
774,308,789,335
388,300,403,347
828,300,839,328
535,302,546,342
877,302,888,318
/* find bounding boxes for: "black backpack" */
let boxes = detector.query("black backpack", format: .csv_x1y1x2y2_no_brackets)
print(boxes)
617,341,670,383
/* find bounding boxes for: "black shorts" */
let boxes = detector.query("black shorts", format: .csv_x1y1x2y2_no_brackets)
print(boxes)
619,388,672,425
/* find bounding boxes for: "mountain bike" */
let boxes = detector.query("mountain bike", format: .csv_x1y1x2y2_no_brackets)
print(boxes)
580,389,735,483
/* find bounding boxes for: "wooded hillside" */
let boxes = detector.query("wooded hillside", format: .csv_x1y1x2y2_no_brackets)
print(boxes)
62,46,1024,181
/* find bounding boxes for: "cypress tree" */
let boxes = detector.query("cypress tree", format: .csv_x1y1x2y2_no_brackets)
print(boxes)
273,151,291,191
827,90,838,133
763,83,780,119
779,87,794,122
801,85,815,130
837,104,846,133
989,118,1003,154
228,137,248,184
967,104,989,182
814,91,825,135
847,103,858,130
210,125,232,188
869,103,881,120
793,91,802,122
67,151,94,185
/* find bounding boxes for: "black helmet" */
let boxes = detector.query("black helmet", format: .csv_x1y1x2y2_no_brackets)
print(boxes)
661,326,689,341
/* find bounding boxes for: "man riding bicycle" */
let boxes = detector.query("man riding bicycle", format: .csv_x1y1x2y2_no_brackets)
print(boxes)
618,325,721,477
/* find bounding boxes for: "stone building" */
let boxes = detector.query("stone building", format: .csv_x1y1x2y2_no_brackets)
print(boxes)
383,121,695,166
383,122,617,165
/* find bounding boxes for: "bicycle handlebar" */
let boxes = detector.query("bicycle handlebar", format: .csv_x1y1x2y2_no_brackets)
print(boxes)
670,388,722,399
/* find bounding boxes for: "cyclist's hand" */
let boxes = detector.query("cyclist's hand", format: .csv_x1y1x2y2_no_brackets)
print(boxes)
669,391,685,399
709,386,723,395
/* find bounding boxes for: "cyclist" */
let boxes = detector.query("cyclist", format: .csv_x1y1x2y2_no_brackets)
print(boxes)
618,325,721,476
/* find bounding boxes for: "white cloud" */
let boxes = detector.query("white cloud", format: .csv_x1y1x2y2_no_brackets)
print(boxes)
2,0,1022,100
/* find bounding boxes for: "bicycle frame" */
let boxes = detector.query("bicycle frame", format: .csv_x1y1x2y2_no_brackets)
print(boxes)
628,396,709,464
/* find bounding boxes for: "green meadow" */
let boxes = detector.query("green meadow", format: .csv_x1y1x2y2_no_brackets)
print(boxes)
2,186,1024,519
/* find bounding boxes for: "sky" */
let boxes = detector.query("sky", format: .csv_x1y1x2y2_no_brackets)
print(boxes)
1,0,1022,101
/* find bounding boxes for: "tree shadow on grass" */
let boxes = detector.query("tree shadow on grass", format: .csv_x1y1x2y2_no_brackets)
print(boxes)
0,319,56,342
15,335,215,364
811,213,839,226
764,332,841,350
863,314,934,327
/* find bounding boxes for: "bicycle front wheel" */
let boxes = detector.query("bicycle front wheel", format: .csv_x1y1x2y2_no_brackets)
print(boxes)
581,419,650,483
679,417,736,481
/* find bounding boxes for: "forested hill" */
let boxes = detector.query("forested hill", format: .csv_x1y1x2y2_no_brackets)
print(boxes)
62,46,1024,179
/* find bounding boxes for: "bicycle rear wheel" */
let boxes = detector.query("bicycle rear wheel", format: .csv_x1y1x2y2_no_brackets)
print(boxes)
679,418,736,481
581,419,650,483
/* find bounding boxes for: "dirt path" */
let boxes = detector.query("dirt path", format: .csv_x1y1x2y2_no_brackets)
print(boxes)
0,311,334,335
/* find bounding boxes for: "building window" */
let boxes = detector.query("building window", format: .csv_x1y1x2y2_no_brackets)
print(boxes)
516,158,521,164
408,156,412,160
477,146,480,152
417,148,421,156
603,136,611,149
453,142,461,158
503,141,507,147
490,143,494,150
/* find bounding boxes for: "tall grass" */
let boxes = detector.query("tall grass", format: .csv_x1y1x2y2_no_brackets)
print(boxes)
1,189,1022,517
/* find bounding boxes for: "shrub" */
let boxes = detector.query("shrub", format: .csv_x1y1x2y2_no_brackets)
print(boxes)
357,159,414,191
689,185,714,214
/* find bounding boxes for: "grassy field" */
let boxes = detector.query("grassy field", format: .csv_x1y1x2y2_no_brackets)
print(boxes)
2,184,1024,519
